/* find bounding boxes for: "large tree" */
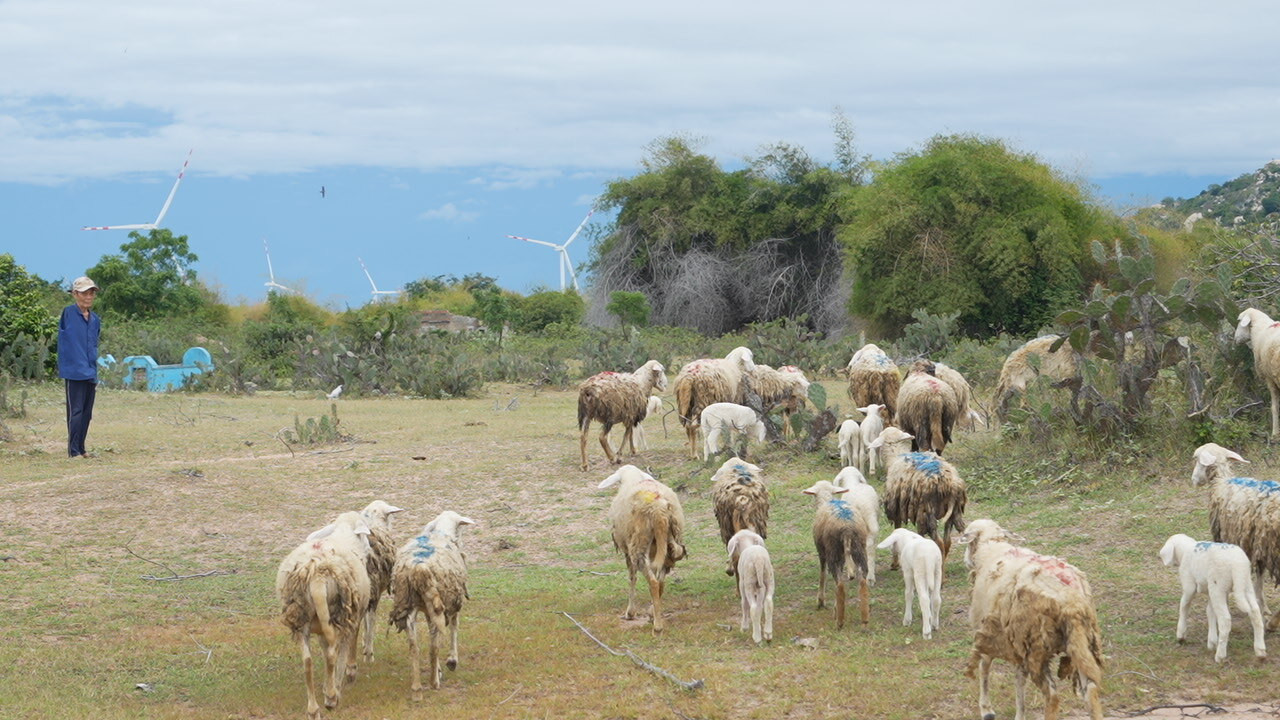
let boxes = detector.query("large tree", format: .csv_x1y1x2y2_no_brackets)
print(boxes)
839,134,1110,335
85,229,220,320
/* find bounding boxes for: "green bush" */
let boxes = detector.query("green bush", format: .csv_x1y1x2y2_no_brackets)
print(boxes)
514,291,585,333
0,255,57,378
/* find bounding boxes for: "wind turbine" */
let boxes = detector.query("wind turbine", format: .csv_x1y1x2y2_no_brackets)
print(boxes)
82,150,193,231
263,239,295,295
358,257,400,302
507,209,594,291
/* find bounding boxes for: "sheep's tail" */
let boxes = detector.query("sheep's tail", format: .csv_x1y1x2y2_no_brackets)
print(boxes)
650,502,672,577
309,575,333,636
1058,614,1105,719
928,394,945,454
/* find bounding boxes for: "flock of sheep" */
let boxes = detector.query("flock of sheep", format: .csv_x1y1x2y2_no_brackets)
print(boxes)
273,307,1280,720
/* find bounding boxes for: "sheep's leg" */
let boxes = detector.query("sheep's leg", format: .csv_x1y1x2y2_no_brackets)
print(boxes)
930,566,942,633
579,421,591,471
739,580,750,632
634,423,647,451
317,625,341,710
866,536,877,586
1270,382,1280,439
749,596,763,645
1041,671,1059,720
763,591,774,643
686,423,700,459
598,425,617,465
1175,586,1192,643
407,610,422,693
428,612,445,689
702,426,718,461
623,565,639,619
648,573,665,634
343,622,360,684
446,613,460,671
902,569,915,627
816,559,827,609
621,424,637,457
976,655,995,720
1208,593,1227,660
835,580,846,629
299,633,320,720
1236,586,1268,659
363,605,375,664
1013,668,1028,720
858,576,870,626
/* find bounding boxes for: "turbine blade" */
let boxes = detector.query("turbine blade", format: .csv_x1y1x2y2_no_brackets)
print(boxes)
508,234,560,249
563,249,579,290
152,149,192,226
358,257,378,291
562,209,594,248
263,239,276,281
81,223,155,231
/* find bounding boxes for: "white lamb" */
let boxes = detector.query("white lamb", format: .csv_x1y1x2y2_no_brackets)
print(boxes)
831,466,880,586
856,403,886,477
877,528,942,639
633,395,664,451
837,418,860,468
726,529,775,645
700,402,766,461
1159,533,1266,662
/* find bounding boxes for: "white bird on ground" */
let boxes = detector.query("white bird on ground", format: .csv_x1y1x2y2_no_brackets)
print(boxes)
327,384,343,400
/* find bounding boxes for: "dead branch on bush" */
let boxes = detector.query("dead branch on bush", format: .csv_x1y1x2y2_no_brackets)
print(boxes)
560,612,704,691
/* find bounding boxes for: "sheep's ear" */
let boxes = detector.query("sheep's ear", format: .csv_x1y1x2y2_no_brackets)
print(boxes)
1005,531,1026,544
954,529,976,545
598,471,623,489
801,487,817,496
306,524,336,542
1227,450,1249,463
833,486,849,495
423,520,438,535
456,515,476,526
726,536,740,558
901,432,915,440
875,535,895,550
386,504,405,515
1238,312,1252,328
353,521,371,537
867,437,883,449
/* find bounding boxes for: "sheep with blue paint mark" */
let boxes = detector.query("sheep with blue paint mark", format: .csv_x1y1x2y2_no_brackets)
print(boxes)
869,426,967,563
357,500,404,665
710,457,770,577
846,343,901,425
1191,443,1280,630
802,479,871,629
831,466,880,585
389,510,475,691
1159,533,1266,662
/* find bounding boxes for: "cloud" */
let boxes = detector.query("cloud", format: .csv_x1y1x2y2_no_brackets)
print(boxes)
419,202,478,223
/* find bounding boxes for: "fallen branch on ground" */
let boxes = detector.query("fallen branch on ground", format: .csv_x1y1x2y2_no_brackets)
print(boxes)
560,611,704,691
142,569,237,582
1122,703,1227,717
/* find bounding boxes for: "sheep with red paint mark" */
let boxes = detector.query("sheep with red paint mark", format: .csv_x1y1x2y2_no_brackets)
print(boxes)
674,347,757,458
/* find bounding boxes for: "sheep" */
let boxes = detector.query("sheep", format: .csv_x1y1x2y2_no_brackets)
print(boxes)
1158,534,1266,662
994,335,1081,419
896,359,959,455
1234,308,1280,439
846,343,901,424
746,363,811,438
674,346,757,458
388,510,475,692
958,518,1104,720
877,528,943,639
633,394,665,451
726,529,775,645
276,512,373,719
598,465,687,634
710,457,770,576
831,466,880,586
358,500,404,665
856,403,886,477
868,426,967,563
700,402,767,461
1190,443,1280,629
577,359,669,471
837,418,860,468
802,479,871,629
933,361,973,428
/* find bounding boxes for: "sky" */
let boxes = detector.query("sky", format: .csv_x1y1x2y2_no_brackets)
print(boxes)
2,0,1277,308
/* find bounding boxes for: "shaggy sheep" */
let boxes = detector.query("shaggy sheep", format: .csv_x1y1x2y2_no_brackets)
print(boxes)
933,361,973,429
802,479,871,629
1234,308,1280,439
877,528,942,639
868,426,967,562
388,510,475,691
837,418,861,469
831,466,880,586
599,465,688,634
958,518,1104,720
746,363,811,438
1159,534,1266,662
846,343,901,424
710,457,770,576
358,500,404,665
700,402,767,461
577,359,669,471
674,346,757,458
276,512,373,718
633,395,665,451
726,529,775,645
896,360,960,455
993,335,1081,418
1190,443,1280,628
856,403,886,477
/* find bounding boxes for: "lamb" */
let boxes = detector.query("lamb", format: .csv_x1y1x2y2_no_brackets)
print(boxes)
1158,534,1266,662
710,457,770,576
802,479,871,629
1190,443,1280,629
358,500,404,665
388,510,475,691
1234,308,1280,439
633,394,665,451
856,403,886,477
276,512,373,718
726,529,775,645
700,402,766,461
831,466,880,586
837,418,861,469
993,335,1081,419
577,359,669,470
746,363,811,438
868,426,967,562
845,343,901,424
896,360,959,455
877,528,942,639
958,518,1104,720
674,346,757,458
598,465,687,634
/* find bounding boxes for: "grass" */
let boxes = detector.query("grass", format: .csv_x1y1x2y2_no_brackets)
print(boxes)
2,380,1279,718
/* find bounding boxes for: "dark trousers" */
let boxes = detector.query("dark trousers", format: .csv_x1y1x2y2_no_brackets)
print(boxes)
65,379,96,457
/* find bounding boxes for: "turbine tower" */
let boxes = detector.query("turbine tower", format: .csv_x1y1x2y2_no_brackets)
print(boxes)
263,239,296,295
507,209,594,291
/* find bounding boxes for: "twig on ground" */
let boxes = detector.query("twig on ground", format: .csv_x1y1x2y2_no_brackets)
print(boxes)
497,684,522,706
576,569,618,576
186,634,213,664
275,430,295,458
668,702,707,720
560,612,704,691
123,540,180,579
1122,704,1227,717
141,569,236,582
305,446,356,456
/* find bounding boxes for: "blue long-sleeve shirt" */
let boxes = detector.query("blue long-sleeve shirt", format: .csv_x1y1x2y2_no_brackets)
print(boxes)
58,305,101,382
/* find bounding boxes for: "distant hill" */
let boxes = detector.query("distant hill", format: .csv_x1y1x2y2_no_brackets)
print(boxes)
1164,160,1280,226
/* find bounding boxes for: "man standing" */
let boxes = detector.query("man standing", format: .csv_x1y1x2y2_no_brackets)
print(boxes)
58,276,101,458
